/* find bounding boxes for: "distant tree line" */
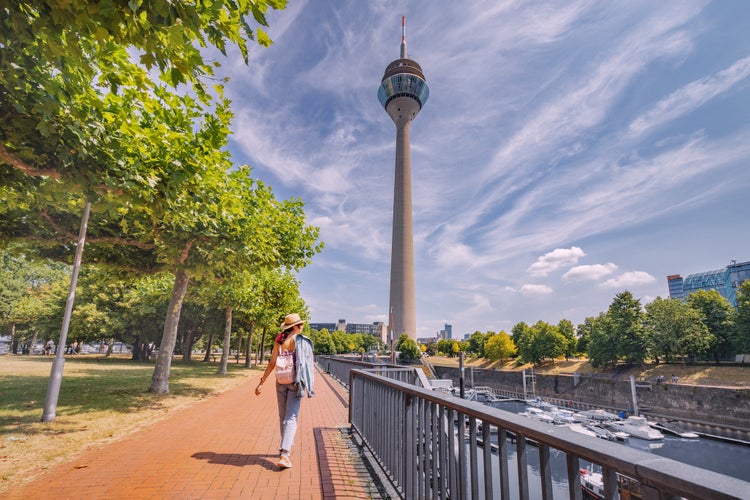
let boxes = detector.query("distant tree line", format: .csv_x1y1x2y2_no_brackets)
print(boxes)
421,285,750,367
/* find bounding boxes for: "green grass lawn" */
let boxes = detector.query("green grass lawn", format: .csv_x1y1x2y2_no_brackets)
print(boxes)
0,354,257,492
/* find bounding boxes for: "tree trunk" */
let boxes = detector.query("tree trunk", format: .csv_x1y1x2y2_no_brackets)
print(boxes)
218,307,232,375
256,326,267,366
10,322,18,354
235,328,243,364
131,336,143,361
244,321,254,368
29,331,40,355
203,331,214,362
149,268,190,394
181,329,194,364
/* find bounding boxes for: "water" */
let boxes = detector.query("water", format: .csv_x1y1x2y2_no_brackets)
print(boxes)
467,400,750,498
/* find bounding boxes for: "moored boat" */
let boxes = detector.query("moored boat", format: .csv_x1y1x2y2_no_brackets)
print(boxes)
519,407,556,424
580,468,643,500
649,420,699,438
577,408,621,422
585,423,619,441
608,416,664,440
567,423,599,438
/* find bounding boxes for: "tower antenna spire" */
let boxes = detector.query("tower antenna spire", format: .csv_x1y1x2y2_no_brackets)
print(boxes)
400,16,407,58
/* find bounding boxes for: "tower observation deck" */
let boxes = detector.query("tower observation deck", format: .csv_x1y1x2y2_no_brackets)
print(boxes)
378,18,429,341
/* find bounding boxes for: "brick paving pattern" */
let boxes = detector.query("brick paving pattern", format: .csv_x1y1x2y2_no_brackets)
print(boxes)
6,367,381,499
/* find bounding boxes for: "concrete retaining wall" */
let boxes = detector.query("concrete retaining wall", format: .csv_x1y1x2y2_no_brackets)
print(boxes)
432,365,750,432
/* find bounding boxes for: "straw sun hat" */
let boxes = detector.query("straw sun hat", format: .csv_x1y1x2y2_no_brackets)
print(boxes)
279,313,305,331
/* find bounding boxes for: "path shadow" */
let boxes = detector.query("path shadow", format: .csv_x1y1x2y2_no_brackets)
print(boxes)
191,451,277,470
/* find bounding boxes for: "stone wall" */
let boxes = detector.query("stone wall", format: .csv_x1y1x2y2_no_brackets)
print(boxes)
432,365,750,431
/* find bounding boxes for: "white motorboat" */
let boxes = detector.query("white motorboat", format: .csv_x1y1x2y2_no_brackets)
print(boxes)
519,407,556,424
608,416,664,440
547,407,585,424
649,421,699,438
576,408,621,422
566,423,599,438
585,423,619,441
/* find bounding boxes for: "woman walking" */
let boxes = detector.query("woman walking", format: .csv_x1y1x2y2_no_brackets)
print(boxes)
255,313,315,469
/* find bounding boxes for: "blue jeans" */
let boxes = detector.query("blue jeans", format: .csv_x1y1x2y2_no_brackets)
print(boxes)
276,382,301,453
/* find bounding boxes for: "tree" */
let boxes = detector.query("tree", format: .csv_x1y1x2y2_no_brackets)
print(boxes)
310,328,336,355
396,334,421,361
117,273,172,361
558,319,577,360
645,297,711,364
436,339,460,357
1,0,286,189
733,281,750,356
511,321,529,346
466,331,490,357
584,313,618,367
575,317,594,354
484,332,516,363
516,321,565,364
608,291,647,366
2,2,306,397
687,290,735,364
0,247,69,353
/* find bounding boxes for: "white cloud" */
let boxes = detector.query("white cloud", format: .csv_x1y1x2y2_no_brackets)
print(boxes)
601,271,656,289
563,263,618,281
629,55,750,137
527,247,586,277
520,284,554,296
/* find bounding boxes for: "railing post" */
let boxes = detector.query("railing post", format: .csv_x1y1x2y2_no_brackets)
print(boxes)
516,434,530,500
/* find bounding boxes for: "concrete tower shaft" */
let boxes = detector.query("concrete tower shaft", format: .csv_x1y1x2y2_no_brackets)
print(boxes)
378,18,429,341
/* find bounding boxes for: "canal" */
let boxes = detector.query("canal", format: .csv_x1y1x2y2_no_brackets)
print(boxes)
464,400,750,498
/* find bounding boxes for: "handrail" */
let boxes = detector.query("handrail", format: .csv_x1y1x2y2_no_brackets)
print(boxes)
348,367,749,500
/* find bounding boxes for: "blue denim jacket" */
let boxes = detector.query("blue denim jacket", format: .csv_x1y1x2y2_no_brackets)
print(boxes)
294,334,315,397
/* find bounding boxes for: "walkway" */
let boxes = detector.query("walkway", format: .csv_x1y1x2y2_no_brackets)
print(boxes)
6,367,383,499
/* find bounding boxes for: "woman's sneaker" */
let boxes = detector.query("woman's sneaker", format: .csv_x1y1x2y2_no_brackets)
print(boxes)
277,454,293,469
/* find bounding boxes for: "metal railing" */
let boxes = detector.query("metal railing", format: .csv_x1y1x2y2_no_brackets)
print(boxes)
318,355,429,389
347,367,749,500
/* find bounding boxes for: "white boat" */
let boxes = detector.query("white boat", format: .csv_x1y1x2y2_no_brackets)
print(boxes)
580,468,644,500
566,423,598,438
547,407,586,424
576,408,621,422
609,416,664,440
585,423,619,441
649,421,699,438
525,397,556,411
519,407,556,424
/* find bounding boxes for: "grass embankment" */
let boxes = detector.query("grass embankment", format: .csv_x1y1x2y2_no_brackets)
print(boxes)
0,355,258,493
427,356,750,388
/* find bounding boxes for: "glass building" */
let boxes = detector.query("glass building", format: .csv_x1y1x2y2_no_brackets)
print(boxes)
667,275,684,300
668,260,750,308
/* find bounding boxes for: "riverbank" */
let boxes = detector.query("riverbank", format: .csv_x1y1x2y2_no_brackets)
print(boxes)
426,355,750,389
428,356,750,436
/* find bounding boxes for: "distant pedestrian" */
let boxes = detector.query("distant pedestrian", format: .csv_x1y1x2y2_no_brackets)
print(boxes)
671,373,679,383
44,340,53,356
255,313,315,470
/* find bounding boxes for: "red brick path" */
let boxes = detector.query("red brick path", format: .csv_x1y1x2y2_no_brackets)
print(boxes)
6,367,379,499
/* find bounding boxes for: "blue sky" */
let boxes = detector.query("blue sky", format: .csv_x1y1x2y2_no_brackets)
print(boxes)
221,1,750,339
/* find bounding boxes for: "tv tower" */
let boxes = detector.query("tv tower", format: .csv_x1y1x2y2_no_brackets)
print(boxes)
378,17,429,341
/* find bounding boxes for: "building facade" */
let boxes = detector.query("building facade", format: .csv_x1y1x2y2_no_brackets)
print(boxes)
439,323,453,340
668,260,750,308
309,320,388,343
